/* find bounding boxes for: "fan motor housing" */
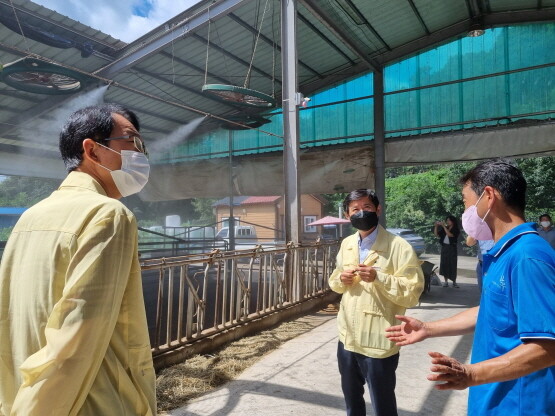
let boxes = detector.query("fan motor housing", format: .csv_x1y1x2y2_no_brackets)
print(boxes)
0,57,89,95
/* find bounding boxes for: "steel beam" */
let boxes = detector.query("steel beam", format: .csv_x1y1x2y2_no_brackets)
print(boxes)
376,9,555,66
132,67,238,110
483,8,555,25
228,12,323,78
282,0,301,244
299,0,379,71
124,105,189,128
0,0,119,55
158,51,232,85
191,33,281,84
296,12,355,66
464,0,480,18
228,130,235,251
373,70,386,227
483,0,492,14
406,0,430,35
96,0,252,78
0,90,41,103
0,94,77,137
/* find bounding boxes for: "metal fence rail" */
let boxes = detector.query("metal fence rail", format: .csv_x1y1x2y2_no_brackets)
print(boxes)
141,240,340,356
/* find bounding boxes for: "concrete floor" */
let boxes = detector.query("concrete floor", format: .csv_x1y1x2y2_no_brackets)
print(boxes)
167,254,480,416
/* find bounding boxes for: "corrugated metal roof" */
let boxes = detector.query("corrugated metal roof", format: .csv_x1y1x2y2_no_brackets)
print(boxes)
1,0,554,193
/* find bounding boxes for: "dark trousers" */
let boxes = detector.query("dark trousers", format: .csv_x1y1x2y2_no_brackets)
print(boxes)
439,244,458,282
337,341,399,416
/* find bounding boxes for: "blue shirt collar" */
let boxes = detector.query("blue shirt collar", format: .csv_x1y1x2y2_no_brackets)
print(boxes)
358,226,378,248
488,222,538,258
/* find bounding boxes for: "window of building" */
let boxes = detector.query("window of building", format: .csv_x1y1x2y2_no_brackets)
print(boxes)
221,217,240,229
304,215,317,233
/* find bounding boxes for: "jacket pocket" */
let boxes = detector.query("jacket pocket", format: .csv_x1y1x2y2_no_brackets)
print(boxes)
358,307,395,350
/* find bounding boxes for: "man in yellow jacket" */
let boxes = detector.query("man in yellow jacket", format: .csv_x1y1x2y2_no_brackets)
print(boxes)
0,104,156,415
329,189,424,416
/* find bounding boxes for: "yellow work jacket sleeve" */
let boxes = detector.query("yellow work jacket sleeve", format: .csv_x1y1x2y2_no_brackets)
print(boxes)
328,227,424,307
368,251,423,309
10,213,137,416
329,249,347,294
328,227,424,358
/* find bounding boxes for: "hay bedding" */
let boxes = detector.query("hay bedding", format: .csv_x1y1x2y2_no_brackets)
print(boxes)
156,319,320,412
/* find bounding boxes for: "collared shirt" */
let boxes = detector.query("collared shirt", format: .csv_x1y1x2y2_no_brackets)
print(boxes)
469,223,555,416
537,225,555,249
358,227,378,263
0,172,156,416
329,225,424,358
477,239,495,261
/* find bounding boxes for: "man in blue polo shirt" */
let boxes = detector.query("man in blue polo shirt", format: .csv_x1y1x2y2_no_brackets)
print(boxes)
385,159,555,415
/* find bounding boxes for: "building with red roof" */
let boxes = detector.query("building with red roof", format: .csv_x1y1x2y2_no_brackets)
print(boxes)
213,195,325,242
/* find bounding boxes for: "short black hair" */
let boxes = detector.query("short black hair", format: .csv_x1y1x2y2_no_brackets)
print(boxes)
342,189,380,214
540,213,552,221
459,159,526,214
59,103,140,172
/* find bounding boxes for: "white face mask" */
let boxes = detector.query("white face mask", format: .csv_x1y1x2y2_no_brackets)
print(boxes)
96,145,150,197
540,221,551,228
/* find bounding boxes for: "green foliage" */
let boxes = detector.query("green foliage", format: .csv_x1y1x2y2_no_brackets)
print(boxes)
191,198,217,225
0,227,13,241
516,157,555,222
0,177,60,243
2,156,555,252
320,193,347,216
384,157,555,254
385,166,460,253
0,176,60,207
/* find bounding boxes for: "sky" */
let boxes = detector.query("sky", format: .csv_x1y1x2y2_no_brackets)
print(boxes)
33,0,200,43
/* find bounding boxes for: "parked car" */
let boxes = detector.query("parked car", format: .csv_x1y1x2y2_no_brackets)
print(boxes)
215,225,258,248
215,226,285,250
387,228,426,255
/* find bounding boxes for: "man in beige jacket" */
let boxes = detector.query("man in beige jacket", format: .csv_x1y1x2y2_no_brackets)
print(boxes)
329,189,423,416
0,104,155,415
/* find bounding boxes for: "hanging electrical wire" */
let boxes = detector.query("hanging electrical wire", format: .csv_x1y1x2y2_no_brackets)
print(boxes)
0,41,284,139
244,0,270,89
201,0,276,108
7,0,31,53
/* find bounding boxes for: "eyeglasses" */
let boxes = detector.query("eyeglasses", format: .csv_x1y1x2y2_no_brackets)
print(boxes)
104,134,148,157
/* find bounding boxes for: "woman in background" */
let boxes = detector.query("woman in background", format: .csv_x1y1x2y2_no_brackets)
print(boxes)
434,215,460,288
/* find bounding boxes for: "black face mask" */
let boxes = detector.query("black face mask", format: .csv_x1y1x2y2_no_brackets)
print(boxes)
350,210,379,231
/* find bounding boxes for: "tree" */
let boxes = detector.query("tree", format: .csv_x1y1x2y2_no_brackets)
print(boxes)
516,157,555,221
320,193,347,217
191,198,217,225
386,168,450,252
0,176,60,207
384,157,555,254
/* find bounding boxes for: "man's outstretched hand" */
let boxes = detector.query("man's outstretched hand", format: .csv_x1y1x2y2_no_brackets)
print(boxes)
427,351,474,390
385,315,429,346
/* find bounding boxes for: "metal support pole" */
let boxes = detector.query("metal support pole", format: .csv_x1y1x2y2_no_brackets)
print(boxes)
281,0,301,244
373,69,386,227
228,130,235,250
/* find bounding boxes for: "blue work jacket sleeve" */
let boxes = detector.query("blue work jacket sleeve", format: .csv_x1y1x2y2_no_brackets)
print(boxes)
11,213,137,416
